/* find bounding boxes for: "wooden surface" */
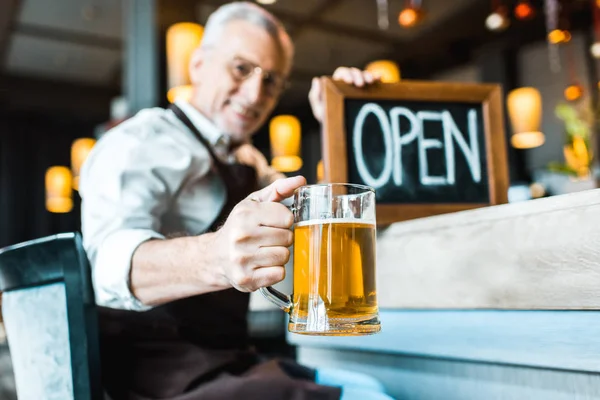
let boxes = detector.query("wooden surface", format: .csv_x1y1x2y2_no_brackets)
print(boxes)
483,82,509,207
375,188,600,309
288,310,600,373
320,78,509,225
322,77,348,185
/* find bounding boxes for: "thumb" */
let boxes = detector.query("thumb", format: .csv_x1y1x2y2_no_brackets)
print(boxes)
309,77,323,122
249,176,307,203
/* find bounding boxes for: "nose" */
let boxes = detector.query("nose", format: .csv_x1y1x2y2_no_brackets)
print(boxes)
240,73,264,104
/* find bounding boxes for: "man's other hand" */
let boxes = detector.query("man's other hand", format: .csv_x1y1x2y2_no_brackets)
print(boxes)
309,67,380,123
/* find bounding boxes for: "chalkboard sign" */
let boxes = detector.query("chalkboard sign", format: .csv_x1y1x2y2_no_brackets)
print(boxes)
321,78,509,225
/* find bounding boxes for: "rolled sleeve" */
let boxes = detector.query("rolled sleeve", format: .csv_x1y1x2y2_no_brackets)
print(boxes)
94,229,164,311
80,113,197,311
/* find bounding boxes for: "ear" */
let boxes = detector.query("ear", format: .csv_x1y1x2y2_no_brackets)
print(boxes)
188,47,206,85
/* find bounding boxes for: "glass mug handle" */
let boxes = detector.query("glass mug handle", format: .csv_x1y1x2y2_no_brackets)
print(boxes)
258,286,292,313
258,202,295,313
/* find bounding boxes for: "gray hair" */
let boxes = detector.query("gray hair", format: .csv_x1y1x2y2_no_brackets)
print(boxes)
201,1,294,71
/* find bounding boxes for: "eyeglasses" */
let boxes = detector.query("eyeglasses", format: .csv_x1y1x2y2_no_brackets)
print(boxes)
227,56,289,96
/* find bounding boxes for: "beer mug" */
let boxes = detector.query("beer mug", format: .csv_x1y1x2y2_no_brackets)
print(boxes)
259,183,380,336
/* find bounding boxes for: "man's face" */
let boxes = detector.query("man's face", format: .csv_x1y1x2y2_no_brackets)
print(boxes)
189,20,289,143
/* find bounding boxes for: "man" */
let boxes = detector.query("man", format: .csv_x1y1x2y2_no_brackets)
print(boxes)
80,2,393,400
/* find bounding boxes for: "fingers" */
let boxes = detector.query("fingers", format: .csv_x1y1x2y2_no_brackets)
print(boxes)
309,68,378,124
332,67,379,88
309,77,321,104
229,199,291,230
350,68,365,87
254,226,294,247
221,177,303,293
254,202,294,229
228,247,289,292
249,175,306,203
254,246,291,268
308,77,324,122
249,266,286,290
332,67,354,84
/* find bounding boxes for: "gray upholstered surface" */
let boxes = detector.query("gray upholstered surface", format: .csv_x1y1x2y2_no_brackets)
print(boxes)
3,283,74,400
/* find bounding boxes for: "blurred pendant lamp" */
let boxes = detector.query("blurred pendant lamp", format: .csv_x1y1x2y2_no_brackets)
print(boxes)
398,0,425,28
365,60,401,83
563,39,584,102
564,84,584,101
507,87,545,149
46,166,73,213
486,0,510,31
547,29,571,44
544,0,570,44
514,0,535,20
71,138,96,191
166,22,204,103
270,115,303,172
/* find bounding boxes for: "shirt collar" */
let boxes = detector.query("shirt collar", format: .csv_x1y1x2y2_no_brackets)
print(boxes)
173,100,231,152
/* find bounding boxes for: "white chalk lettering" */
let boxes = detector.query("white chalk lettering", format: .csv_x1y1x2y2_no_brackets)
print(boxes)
352,103,482,189
416,111,446,186
389,107,419,186
353,103,393,189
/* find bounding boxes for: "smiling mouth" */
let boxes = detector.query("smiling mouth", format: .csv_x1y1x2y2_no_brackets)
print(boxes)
230,102,259,120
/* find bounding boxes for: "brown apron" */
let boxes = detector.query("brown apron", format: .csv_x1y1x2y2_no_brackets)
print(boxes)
97,105,342,400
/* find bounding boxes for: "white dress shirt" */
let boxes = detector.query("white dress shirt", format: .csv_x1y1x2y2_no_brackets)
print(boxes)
79,100,283,311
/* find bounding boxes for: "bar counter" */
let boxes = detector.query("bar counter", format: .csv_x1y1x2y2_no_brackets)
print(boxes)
288,188,600,399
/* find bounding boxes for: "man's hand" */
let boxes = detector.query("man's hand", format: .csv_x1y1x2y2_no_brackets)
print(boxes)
212,176,306,292
309,67,379,123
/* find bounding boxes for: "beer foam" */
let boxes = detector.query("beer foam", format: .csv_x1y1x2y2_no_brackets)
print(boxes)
295,218,375,227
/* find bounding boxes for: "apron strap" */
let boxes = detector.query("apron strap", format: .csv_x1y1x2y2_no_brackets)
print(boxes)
169,104,224,166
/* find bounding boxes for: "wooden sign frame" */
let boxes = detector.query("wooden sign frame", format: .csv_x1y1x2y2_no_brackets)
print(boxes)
321,78,510,225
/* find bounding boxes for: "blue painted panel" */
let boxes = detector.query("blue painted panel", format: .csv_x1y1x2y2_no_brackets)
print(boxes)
287,310,600,372
298,347,600,400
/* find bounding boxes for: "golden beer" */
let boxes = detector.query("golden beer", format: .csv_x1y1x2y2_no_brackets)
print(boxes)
290,219,380,335
258,183,380,336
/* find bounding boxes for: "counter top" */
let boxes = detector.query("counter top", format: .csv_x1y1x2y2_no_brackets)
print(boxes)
374,188,600,309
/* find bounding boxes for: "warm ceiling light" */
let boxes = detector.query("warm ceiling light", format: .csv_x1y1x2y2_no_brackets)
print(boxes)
590,42,600,59
256,0,277,4
45,166,73,213
398,8,417,27
167,86,194,104
506,87,545,149
548,29,571,44
166,22,204,103
485,8,510,31
365,60,401,83
564,84,583,101
270,115,302,172
71,138,96,191
514,0,535,20
398,6,424,28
